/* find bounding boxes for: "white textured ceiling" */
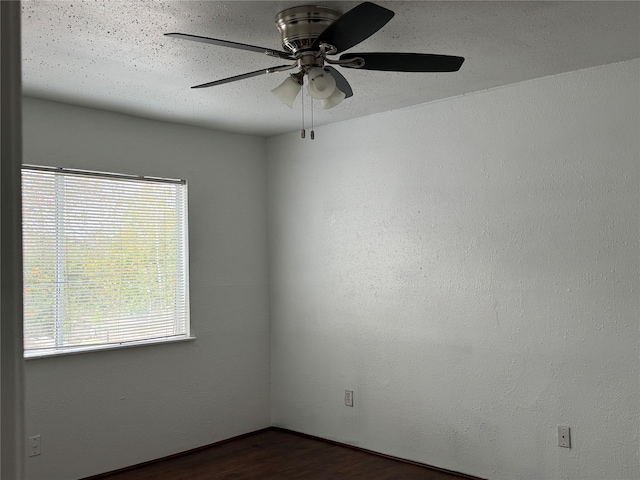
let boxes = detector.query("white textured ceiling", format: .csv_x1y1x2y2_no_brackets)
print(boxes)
22,1,640,137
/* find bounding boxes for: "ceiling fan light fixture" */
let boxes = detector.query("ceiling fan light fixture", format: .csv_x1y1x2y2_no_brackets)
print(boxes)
168,2,466,125
271,76,302,108
307,67,336,100
321,87,346,109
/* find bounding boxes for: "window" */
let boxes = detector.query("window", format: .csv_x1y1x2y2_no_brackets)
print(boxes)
22,166,190,357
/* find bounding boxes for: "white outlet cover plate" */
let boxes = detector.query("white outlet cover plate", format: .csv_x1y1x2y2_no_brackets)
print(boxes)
345,390,354,407
28,435,41,457
558,426,571,448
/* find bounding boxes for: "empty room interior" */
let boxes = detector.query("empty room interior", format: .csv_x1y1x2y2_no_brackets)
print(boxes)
2,1,639,479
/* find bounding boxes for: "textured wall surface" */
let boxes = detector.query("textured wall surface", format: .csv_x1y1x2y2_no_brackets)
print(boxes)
22,98,271,480
267,60,639,480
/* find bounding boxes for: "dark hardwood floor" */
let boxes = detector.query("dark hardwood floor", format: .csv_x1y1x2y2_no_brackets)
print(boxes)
87,428,481,480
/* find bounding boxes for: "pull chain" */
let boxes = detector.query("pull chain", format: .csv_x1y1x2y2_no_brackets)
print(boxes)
298,77,317,140
300,87,306,139
310,97,315,140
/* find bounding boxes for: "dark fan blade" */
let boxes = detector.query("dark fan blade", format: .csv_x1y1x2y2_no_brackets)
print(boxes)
165,33,295,60
311,2,394,54
339,53,464,72
191,65,293,88
324,66,353,98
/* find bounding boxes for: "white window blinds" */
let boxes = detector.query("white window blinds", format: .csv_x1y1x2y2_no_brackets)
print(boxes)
22,166,189,356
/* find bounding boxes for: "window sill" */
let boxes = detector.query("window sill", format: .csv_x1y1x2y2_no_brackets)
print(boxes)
24,336,197,360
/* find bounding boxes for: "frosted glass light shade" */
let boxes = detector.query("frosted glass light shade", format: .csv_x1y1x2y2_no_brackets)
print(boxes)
321,88,346,109
307,67,336,100
272,76,301,108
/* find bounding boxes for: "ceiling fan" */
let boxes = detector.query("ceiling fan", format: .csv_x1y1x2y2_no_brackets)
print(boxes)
165,2,464,111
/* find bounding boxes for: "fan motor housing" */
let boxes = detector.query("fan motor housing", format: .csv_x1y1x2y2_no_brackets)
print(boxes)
275,5,340,54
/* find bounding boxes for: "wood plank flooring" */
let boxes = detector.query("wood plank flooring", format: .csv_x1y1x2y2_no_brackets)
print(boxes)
87,428,480,480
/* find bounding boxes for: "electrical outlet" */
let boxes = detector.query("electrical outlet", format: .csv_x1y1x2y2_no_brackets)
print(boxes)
28,435,41,457
558,426,571,448
345,389,354,407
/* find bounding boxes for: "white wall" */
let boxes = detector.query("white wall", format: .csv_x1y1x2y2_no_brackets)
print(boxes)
22,98,270,480
267,60,639,480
